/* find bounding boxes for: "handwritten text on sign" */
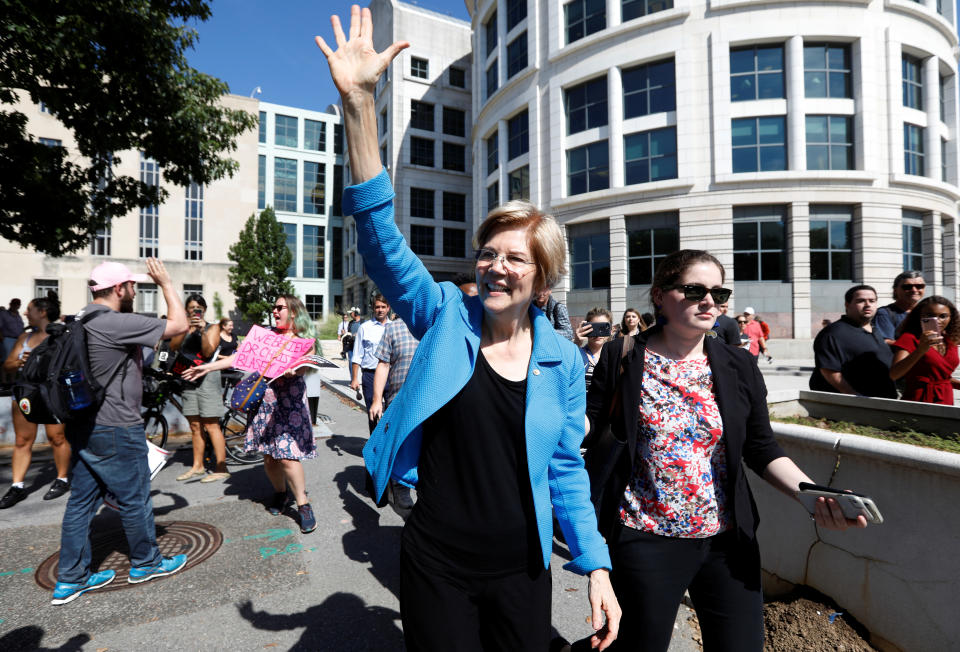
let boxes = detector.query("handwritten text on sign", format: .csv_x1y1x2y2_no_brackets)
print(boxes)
233,325,315,378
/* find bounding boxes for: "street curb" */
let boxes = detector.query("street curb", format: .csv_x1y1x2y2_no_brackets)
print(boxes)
317,372,365,408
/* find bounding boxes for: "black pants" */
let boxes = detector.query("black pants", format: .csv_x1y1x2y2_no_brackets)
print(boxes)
361,367,376,434
399,542,551,651
607,525,763,652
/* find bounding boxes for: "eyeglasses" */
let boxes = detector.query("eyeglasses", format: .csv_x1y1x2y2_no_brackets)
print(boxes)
900,283,925,291
475,248,537,275
272,304,287,312
736,320,747,325
662,284,733,304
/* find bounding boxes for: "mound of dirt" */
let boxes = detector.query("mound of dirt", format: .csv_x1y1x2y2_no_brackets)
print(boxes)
763,588,877,652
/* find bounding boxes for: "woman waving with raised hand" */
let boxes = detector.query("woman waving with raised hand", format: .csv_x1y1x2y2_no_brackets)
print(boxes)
317,7,620,650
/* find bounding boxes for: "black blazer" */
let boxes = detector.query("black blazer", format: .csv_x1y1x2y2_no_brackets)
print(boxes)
585,326,787,541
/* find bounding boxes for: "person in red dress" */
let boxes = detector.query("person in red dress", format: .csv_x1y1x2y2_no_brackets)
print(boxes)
890,296,960,405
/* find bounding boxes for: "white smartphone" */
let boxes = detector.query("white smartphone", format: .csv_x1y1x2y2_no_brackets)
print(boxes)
797,482,883,524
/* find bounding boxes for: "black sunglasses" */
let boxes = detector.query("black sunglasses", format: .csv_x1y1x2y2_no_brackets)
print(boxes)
662,284,732,304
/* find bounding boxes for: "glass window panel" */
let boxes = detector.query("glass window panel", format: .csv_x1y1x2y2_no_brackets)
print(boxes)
730,77,754,102
731,119,756,147
758,117,784,144
651,154,676,181
760,220,783,248
809,221,829,249
831,251,851,279
573,263,590,289
730,49,755,74
591,263,610,288
806,116,828,141
805,72,826,98
804,45,825,70
569,146,587,172
759,146,786,171
810,251,830,280
829,116,848,140
734,252,759,281
761,252,784,281
624,133,647,159
832,145,853,169
733,221,757,250
830,220,850,249
757,74,784,99
629,230,650,256
628,258,650,285
756,46,783,71
807,145,829,170
655,228,678,254
828,72,850,99
572,236,589,261
732,148,757,173
625,160,649,185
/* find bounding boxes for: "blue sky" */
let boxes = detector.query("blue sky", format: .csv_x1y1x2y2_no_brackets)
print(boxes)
186,0,470,111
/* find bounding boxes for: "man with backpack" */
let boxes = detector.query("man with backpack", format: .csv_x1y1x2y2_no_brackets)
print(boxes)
51,259,189,605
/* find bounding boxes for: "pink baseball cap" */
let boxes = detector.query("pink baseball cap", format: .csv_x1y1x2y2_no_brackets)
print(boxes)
89,261,151,291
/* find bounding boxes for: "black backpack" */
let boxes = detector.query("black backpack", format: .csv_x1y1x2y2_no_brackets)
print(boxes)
13,310,121,424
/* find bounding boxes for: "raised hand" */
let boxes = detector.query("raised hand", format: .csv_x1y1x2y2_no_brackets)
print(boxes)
315,5,409,100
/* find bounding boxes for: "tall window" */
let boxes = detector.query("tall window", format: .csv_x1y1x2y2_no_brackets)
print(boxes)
732,117,787,172
508,110,529,160
332,226,343,280
410,188,434,218
804,44,851,98
410,137,434,167
508,166,530,200
806,116,853,170
487,182,499,212
139,153,159,258
485,11,498,56
568,140,609,195
565,77,608,134
565,0,605,45
333,124,343,155
809,205,853,280
90,225,111,256
35,279,60,299
902,54,923,110
183,284,203,301
304,119,326,151
305,295,323,319
730,45,785,102
275,115,298,147
380,109,388,136
569,224,610,289
411,100,434,131
258,155,266,209
443,228,466,258
443,192,467,221
626,214,678,285
303,225,325,279
449,67,466,88
303,161,326,215
332,165,343,215
942,138,949,182
410,225,434,256
940,76,947,122
507,32,527,79
274,158,298,211
622,0,672,22
623,58,675,118
902,210,924,271
904,123,925,175
486,61,499,100
258,111,267,143
624,127,677,184
136,283,158,315
184,182,203,261
411,56,429,79
443,107,465,137
443,142,466,172
487,131,499,174
506,0,527,30
732,206,786,281
282,223,297,277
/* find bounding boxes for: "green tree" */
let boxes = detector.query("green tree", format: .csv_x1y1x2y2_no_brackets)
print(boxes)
228,207,295,324
0,0,258,255
212,291,224,320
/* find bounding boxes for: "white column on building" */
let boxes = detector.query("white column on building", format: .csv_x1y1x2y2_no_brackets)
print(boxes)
924,55,941,178
788,202,812,338
609,214,627,317
786,35,806,171
923,210,943,294
608,66,625,188
886,32,904,174
942,217,959,303
607,0,621,28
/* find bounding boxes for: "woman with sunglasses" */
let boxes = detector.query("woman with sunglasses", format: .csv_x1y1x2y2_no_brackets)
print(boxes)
184,296,320,533
889,296,960,405
317,8,619,650
584,250,866,651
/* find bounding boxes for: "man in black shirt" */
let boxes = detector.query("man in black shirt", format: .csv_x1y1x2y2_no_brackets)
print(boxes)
810,285,896,398
711,301,740,345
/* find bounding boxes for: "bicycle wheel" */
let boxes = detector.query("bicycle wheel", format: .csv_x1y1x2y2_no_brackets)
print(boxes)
220,409,262,464
144,411,168,449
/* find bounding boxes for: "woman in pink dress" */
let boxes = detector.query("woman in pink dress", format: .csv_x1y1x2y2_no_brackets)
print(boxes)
890,296,960,405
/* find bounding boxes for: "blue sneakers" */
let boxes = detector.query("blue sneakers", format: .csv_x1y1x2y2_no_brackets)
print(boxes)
51,570,116,605
128,554,188,584
298,503,317,533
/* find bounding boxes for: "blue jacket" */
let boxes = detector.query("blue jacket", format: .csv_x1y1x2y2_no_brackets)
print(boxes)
343,170,611,575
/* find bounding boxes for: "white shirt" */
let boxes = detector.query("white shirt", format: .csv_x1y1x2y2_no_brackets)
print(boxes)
352,318,390,370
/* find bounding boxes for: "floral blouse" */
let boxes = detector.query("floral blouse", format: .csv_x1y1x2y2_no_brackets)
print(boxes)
619,349,730,538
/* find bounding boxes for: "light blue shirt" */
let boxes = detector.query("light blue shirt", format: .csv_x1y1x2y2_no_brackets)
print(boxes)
352,318,389,370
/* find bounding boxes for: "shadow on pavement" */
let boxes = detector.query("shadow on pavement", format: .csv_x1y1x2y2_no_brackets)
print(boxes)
324,434,366,459
0,626,90,652
237,593,403,651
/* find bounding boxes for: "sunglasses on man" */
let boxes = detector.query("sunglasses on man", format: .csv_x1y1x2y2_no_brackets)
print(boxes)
662,284,733,304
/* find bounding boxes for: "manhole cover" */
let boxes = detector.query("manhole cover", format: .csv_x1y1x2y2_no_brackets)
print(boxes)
35,521,222,592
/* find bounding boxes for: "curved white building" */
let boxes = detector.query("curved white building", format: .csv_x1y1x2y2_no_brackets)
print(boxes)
468,0,960,337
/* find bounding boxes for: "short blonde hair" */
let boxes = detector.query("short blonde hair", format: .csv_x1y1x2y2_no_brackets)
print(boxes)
472,200,567,291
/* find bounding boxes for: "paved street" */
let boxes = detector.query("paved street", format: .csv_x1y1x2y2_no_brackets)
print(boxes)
0,356,700,651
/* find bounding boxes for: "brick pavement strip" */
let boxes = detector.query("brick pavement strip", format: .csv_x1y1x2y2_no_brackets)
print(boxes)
0,364,699,651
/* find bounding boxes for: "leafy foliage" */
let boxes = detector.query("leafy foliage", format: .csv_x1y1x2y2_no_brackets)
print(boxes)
0,0,258,255
228,207,295,325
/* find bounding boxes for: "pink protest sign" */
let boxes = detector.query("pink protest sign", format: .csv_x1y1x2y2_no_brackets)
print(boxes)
232,325,316,378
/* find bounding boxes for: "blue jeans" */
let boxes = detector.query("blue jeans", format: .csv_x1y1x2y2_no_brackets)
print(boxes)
58,423,162,584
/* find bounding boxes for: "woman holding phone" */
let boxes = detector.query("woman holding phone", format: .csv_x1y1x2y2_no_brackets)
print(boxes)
577,308,613,389
890,296,960,405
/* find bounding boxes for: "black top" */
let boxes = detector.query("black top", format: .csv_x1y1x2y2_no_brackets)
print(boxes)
403,350,538,575
809,316,896,398
180,325,215,365
218,335,237,357
712,313,741,346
